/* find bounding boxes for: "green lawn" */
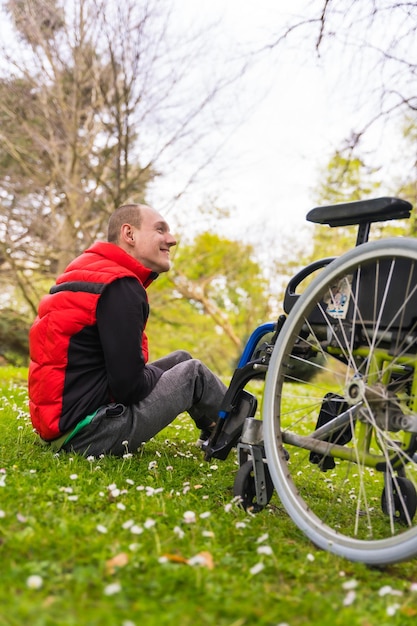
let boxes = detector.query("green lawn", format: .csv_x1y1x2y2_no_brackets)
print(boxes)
1,367,417,625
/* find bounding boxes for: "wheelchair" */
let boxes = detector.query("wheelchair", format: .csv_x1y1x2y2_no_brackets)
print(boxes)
204,196,417,566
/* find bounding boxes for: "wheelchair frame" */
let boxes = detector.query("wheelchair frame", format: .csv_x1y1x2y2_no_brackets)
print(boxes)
204,196,417,566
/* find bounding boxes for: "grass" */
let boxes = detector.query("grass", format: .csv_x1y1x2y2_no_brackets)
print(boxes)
1,367,417,625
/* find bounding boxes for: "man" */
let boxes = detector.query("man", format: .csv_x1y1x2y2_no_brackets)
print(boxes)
28,203,227,457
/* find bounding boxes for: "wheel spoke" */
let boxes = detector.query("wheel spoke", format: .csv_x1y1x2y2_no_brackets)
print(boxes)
263,238,417,565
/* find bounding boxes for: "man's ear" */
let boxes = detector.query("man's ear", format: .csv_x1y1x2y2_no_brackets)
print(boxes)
120,224,135,246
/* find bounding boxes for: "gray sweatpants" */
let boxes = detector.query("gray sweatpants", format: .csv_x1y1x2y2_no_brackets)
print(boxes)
62,350,227,457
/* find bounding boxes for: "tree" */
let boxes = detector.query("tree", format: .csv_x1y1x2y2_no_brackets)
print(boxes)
262,1,417,235
268,1,417,146
309,149,383,259
0,0,247,317
0,308,29,366
146,232,273,374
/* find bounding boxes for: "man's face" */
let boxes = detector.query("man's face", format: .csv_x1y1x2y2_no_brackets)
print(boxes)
131,206,176,273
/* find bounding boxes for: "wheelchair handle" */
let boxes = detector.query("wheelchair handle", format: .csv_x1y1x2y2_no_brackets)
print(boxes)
283,257,335,314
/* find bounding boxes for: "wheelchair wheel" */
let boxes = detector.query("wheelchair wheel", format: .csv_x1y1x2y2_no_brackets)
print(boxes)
263,238,417,565
233,460,274,512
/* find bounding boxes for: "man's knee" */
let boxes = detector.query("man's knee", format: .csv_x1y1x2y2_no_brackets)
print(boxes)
171,349,193,363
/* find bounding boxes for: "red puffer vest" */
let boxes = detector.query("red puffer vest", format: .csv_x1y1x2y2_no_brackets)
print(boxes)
29,242,156,440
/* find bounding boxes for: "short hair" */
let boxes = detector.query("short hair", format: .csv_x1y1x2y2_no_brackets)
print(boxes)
107,204,143,243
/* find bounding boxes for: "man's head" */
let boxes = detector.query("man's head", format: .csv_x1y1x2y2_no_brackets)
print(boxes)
108,203,177,273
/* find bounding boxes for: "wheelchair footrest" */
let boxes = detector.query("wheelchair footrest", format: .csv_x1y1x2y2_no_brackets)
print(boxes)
203,390,257,461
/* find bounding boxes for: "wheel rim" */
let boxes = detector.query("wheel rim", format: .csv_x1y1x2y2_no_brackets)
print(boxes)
263,238,417,564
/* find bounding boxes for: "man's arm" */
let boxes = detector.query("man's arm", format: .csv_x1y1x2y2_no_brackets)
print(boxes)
96,277,163,404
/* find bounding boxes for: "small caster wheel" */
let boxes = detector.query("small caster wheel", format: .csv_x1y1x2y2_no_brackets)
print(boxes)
381,477,417,524
233,460,274,513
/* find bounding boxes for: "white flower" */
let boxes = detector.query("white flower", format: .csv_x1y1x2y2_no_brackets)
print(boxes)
306,553,315,562
130,525,143,535
343,590,356,606
103,582,121,596
387,604,400,616
26,575,43,589
257,533,269,543
69,474,78,480
174,526,185,539
200,511,211,519
96,524,108,534
0,510,5,518
249,562,264,575
342,579,358,590
117,503,126,511
144,518,155,529
257,545,273,556
122,519,134,530
129,543,139,551
183,511,196,524
187,554,209,567
378,585,393,596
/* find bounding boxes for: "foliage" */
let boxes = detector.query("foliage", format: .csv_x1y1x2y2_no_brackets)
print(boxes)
147,233,273,373
314,151,382,208
308,149,412,265
396,114,417,236
2,371,417,625
0,308,29,366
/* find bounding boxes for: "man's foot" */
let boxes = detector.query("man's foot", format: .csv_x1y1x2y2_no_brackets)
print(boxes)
196,422,216,448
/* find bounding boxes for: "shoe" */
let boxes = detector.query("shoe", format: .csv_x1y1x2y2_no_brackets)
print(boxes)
196,429,213,448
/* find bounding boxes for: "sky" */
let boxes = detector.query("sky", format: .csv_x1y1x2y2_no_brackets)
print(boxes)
0,0,410,253
148,0,410,251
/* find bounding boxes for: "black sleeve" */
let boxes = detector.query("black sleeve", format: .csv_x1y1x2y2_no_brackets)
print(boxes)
96,277,163,404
